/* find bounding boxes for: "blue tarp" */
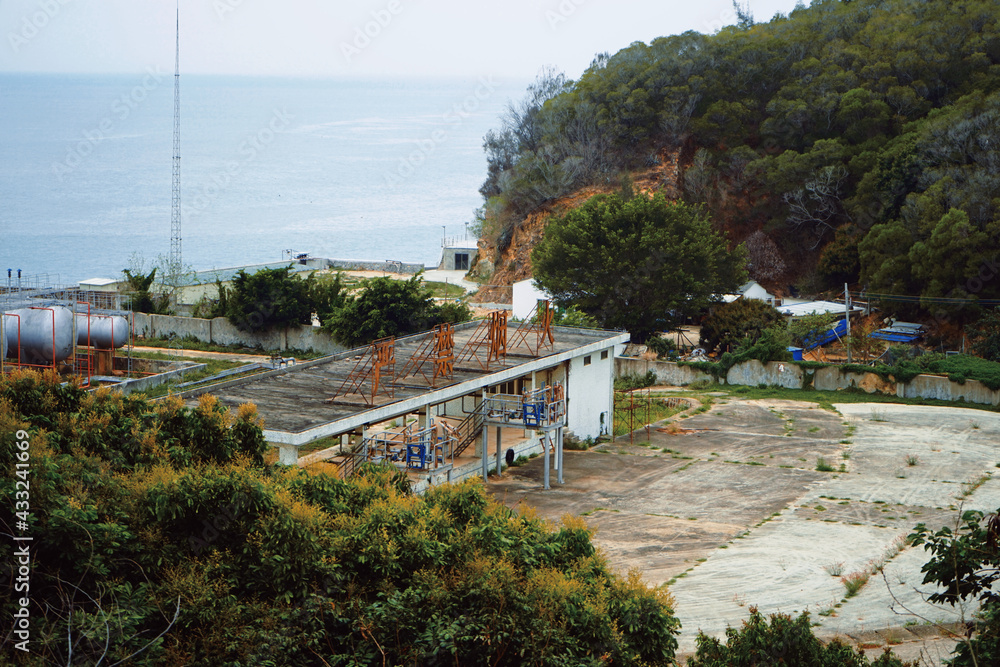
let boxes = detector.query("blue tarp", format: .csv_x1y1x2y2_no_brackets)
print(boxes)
802,319,848,350
869,331,921,343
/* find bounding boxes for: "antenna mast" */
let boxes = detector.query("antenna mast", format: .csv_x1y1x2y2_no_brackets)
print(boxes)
169,4,182,278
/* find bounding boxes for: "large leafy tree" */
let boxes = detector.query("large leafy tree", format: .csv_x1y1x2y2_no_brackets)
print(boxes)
532,193,747,341
226,265,313,333
324,273,439,347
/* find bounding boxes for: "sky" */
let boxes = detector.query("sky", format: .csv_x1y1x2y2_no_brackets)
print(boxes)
0,0,807,80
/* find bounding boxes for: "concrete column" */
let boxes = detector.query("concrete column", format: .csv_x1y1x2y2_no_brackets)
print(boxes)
542,434,550,490
278,444,298,466
481,421,489,481
495,426,502,475
557,428,564,485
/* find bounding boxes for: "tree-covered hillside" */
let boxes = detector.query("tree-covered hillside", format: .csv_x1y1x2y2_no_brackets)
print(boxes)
479,0,1000,320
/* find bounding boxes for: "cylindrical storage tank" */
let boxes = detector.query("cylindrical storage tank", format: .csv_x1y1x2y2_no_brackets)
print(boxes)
74,314,129,349
3,306,75,364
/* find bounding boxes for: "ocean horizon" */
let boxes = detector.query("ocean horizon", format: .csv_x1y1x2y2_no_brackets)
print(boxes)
0,72,526,284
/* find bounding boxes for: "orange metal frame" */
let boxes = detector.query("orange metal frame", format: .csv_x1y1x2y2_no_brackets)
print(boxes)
508,300,555,356
329,337,396,405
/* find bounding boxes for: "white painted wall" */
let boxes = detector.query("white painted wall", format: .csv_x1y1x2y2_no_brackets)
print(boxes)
566,347,614,440
512,279,550,320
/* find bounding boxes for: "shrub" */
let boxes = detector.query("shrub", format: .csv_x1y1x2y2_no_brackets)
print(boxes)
686,607,913,666
700,300,784,354
615,370,658,391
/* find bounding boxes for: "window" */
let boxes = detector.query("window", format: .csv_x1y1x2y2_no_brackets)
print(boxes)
601,350,609,360
583,355,592,366
454,253,469,270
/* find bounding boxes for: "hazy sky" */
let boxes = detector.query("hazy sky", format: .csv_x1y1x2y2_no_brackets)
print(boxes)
1,0,806,80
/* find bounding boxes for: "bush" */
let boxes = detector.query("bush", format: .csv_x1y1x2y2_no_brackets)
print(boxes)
700,300,785,354
0,370,683,665
647,335,679,360
686,607,913,666
615,370,658,391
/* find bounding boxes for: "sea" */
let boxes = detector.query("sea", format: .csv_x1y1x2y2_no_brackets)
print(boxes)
0,73,527,284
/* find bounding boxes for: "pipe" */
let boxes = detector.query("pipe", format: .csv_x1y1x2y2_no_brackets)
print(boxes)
74,314,128,349
3,306,74,364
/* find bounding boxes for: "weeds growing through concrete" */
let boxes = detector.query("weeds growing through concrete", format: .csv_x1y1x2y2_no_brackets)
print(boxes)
870,407,887,422
816,457,835,472
906,454,920,466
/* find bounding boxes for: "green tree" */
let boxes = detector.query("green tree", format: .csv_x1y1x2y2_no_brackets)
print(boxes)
910,510,1000,666
122,267,170,314
699,299,784,353
226,266,313,333
324,273,439,347
309,271,347,323
968,307,1000,362
532,193,747,342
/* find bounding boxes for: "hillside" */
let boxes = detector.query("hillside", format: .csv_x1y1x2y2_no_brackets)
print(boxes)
474,0,1000,323
472,151,681,288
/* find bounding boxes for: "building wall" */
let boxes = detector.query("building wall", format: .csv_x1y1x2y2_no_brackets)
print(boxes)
566,347,614,440
439,247,476,271
512,279,549,320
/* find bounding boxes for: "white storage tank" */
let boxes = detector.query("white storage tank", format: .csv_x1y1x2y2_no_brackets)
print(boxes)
3,306,75,364
74,314,128,349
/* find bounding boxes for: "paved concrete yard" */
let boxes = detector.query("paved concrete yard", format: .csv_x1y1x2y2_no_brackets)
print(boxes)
489,396,1000,663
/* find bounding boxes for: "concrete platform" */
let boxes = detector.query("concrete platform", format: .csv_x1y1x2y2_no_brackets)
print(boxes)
489,397,1000,663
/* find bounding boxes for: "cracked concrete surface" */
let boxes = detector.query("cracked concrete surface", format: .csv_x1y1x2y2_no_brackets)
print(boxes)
489,396,1000,664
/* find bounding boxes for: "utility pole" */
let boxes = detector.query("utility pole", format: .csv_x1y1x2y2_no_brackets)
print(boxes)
844,283,852,364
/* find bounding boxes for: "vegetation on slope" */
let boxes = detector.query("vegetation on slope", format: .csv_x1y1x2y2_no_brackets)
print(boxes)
0,370,679,665
479,0,1000,321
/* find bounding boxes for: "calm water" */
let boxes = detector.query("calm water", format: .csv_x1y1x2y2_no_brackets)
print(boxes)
0,73,523,283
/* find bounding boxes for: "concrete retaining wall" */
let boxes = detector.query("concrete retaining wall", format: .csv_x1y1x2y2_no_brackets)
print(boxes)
107,361,206,396
132,313,346,355
325,258,425,274
615,358,1000,408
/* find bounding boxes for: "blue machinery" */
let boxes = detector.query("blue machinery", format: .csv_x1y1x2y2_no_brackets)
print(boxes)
481,384,566,490
345,383,568,490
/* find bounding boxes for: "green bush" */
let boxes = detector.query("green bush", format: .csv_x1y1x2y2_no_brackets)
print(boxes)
647,335,679,360
700,300,785,354
686,607,913,666
0,370,682,665
615,370,658,391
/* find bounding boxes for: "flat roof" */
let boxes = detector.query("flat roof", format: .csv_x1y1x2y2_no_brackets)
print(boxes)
184,322,628,446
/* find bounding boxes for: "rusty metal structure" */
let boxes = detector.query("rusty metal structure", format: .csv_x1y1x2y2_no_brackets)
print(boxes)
396,323,455,387
613,389,652,445
328,336,396,405
456,310,508,370
509,300,555,356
